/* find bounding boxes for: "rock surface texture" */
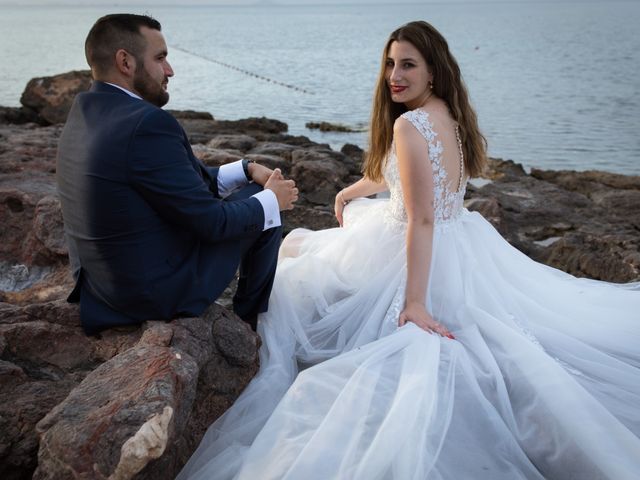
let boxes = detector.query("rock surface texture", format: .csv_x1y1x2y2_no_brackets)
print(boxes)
0,71,638,479
465,160,640,282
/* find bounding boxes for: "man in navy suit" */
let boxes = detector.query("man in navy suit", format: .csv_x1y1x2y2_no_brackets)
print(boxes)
57,14,298,335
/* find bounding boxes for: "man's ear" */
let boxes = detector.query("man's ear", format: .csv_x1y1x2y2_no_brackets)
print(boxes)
114,49,136,76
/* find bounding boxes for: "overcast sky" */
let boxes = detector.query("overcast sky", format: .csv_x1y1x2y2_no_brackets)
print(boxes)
2,0,414,5
1,0,600,5
4,0,407,4
0,0,630,6
6,0,412,3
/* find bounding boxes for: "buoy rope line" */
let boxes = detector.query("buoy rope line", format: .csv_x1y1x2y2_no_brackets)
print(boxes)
172,45,314,95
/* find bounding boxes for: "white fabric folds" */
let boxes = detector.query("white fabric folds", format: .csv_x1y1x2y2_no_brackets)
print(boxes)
178,108,640,479
178,200,640,480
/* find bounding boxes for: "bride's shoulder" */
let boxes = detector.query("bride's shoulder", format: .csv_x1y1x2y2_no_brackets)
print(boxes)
393,113,420,136
400,108,431,123
394,109,434,144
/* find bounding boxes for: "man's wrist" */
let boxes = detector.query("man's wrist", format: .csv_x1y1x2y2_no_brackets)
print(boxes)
242,159,255,182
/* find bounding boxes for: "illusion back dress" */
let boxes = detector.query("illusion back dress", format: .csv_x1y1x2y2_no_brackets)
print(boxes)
178,109,640,480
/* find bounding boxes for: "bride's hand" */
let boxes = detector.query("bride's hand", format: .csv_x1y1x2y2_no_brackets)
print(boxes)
399,302,455,338
334,190,349,227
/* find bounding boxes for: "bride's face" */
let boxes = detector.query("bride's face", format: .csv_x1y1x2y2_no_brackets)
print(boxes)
385,40,433,110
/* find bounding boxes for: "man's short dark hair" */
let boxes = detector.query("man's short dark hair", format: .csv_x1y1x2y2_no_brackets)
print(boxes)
85,14,161,77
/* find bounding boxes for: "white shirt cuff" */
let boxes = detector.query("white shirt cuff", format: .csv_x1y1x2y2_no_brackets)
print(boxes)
218,160,249,198
252,189,281,230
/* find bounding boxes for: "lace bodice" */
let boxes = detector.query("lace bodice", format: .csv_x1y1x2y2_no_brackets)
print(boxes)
384,109,467,226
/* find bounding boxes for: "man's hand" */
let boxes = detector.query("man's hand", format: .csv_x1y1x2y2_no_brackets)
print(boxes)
247,162,273,186
265,169,298,211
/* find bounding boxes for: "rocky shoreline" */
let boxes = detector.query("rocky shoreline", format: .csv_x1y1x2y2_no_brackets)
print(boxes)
1,71,638,479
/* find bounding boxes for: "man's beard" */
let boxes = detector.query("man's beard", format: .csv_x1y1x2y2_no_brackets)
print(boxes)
133,62,169,107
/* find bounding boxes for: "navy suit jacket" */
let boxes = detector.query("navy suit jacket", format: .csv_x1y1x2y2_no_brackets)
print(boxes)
57,82,264,332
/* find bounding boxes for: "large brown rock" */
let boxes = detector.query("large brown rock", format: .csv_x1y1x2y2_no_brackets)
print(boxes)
465,159,640,282
289,148,351,205
20,71,92,125
191,145,243,167
0,179,70,305
244,153,290,173
0,301,259,480
282,205,337,234
207,134,257,152
249,142,297,162
0,106,40,125
178,116,288,146
0,300,139,479
0,120,71,306
217,117,288,135
0,123,61,175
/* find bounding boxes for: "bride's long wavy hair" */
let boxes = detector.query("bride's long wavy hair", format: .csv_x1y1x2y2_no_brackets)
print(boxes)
363,21,487,182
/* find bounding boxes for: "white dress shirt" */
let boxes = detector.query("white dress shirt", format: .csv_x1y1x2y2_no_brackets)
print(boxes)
216,160,281,230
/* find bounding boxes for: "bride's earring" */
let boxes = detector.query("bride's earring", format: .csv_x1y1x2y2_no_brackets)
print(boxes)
429,81,434,90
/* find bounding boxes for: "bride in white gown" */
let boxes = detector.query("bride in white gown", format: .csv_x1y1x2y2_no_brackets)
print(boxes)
178,21,640,480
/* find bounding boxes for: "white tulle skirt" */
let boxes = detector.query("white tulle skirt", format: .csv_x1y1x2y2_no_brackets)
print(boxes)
178,198,640,480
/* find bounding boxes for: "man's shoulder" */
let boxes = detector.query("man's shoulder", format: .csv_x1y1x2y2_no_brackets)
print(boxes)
74,86,150,116
133,106,182,136
76,89,179,131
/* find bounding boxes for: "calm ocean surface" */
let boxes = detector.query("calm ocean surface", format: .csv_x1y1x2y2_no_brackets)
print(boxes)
1,2,639,174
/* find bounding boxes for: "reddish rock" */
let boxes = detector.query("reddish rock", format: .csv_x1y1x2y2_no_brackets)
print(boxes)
32,305,259,480
0,181,60,262
27,195,67,262
0,298,258,480
34,338,196,480
20,70,92,125
0,299,81,327
0,123,61,175
0,374,79,480
0,300,140,480
0,180,70,306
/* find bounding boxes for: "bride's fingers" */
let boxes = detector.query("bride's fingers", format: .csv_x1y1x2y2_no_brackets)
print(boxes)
418,322,435,334
431,323,453,338
431,322,448,336
437,326,455,339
